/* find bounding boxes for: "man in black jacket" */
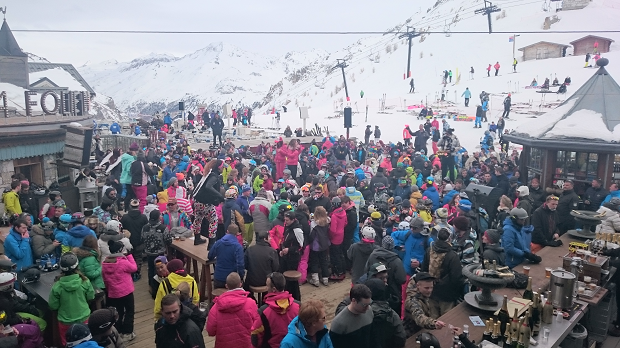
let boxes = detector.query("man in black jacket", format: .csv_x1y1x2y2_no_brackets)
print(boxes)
528,178,546,209
584,178,608,211
411,125,430,154
557,180,580,235
531,195,562,253
365,236,407,315
332,140,352,164
364,125,372,145
494,167,510,196
370,167,390,188
244,231,279,297
341,196,358,270
211,114,225,147
121,199,149,281
19,184,39,223
155,294,205,348
304,185,331,214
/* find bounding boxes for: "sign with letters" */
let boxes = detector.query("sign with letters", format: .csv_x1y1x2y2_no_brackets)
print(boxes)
0,90,90,117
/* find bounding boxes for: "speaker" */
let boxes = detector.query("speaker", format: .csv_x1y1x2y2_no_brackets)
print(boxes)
299,107,309,119
465,183,503,224
344,107,352,128
179,101,185,110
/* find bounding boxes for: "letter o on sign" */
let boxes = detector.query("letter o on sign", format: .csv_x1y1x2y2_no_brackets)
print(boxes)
41,91,60,115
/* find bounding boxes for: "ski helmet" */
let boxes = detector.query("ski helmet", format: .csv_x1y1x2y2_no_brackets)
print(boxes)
416,332,441,348
60,214,73,223
367,204,376,213
361,226,376,240
60,252,79,272
398,221,411,230
0,272,16,292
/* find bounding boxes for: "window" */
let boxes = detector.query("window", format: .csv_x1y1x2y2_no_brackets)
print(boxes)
527,148,543,181
554,151,598,182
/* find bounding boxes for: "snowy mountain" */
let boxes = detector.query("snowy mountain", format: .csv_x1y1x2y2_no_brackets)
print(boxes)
79,42,330,115
79,0,620,152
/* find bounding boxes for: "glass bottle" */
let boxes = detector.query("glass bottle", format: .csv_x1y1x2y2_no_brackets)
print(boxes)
498,295,510,336
542,292,554,324
523,277,533,301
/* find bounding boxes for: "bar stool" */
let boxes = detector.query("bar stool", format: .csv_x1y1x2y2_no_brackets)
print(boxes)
249,285,269,306
283,270,302,301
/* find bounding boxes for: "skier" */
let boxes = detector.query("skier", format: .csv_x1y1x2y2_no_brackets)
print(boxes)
557,83,567,94
247,108,252,126
409,78,415,93
374,126,381,143
364,125,372,145
530,78,538,87
449,70,453,83
486,64,492,77
502,94,512,119
494,62,500,76
475,105,483,129
593,41,599,54
541,78,550,90
443,70,449,84
585,52,591,68
552,77,560,86
441,87,446,102
275,112,281,128
564,76,571,84
512,58,518,72
461,87,471,107
470,66,475,80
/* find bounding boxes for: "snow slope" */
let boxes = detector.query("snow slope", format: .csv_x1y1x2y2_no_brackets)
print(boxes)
248,0,620,153
79,42,329,114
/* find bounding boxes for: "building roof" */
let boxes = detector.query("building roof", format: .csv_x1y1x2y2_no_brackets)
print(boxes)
517,41,570,51
569,35,615,45
506,58,620,152
0,19,26,57
28,62,96,96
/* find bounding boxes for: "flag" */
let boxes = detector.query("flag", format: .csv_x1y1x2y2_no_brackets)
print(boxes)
509,36,514,42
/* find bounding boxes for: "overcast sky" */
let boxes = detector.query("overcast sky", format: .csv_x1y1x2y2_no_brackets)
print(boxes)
8,0,421,66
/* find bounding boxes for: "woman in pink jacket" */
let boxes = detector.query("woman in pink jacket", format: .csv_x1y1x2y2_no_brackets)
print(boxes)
328,197,347,281
274,140,287,179
102,240,138,342
284,139,302,179
207,273,259,348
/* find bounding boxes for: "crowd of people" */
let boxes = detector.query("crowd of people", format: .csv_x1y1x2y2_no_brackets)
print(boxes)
5,114,620,348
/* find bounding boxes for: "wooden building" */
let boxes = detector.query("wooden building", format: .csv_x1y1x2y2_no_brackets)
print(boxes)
517,41,569,61
503,58,620,195
570,35,614,56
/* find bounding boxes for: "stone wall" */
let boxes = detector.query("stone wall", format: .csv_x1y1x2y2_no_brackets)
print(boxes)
563,0,590,10
0,160,15,190
43,154,59,187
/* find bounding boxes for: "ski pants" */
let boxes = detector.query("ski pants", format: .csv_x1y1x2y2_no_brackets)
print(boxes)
107,293,135,335
502,108,511,118
475,117,482,128
409,86,414,93
309,249,330,278
329,243,346,276
404,138,411,146
213,132,223,146
441,155,457,182
495,69,499,76
464,98,470,106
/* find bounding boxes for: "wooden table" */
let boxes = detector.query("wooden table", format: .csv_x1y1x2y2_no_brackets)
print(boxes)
22,270,62,348
168,237,215,303
407,234,605,348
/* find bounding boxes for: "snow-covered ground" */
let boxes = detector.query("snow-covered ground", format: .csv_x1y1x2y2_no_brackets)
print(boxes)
79,0,620,152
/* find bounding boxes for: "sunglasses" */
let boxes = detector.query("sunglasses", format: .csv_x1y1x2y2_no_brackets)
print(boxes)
167,203,176,206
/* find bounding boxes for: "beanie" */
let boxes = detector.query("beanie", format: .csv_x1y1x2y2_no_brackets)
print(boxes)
452,216,471,231
382,235,395,250
167,259,185,274
458,199,472,212
149,209,161,222
484,229,501,244
411,185,419,192
108,240,124,254
88,309,116,335
66,323,92,348
364,278,388,301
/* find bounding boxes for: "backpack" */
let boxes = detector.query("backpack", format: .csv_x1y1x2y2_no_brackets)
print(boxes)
143,223,164,255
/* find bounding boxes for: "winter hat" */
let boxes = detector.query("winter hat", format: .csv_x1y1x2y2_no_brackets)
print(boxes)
176,172,185,181
368,262,389,277
435,208,448,219
452,216,471,232
167,177,178,188
517,186,529,196
410,217,425,231
444,184,454,192
108,240,124,254
42,217,51,223
411,185,419,192
168,197,178,205
105,220,122,233
88,309,116,335
65,323,92,348
484,229,501,244
382,235,395,250
167,259,185,274
130,199,140,208
458,199,472,212
509,176,519,184
604,198,620,210
401,200,411,209
364,278,388,301
149,209,161,222
371,211,382,220
129,142,139,151
242,185,252,193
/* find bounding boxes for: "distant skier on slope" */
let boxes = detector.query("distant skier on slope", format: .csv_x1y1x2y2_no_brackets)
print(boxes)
449,70,453,83
461,88,471,107
494,62,501,76
470,66,475,80
409,78,415,93
585,52,591,68
486,64,492,77
512,58,518,72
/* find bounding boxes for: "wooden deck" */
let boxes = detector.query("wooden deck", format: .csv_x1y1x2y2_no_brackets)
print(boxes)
127,264,353,348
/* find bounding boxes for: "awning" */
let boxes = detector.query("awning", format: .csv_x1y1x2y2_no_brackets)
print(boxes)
0,141,65,161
